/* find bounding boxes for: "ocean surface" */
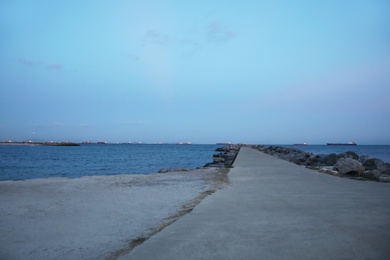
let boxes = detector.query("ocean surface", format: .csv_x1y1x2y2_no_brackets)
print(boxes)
0,144,219,181
1,144,389,181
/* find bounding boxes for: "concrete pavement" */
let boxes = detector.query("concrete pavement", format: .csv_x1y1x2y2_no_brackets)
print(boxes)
119,147,390,260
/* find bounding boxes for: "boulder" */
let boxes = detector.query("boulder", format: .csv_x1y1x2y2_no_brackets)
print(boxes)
358,155,371,164
158,168,170,173
341,151,359,160
305,155,319,166
379,175,390,183
326,153,338,166
315,154,328,165
172,168,189,172
363,158,386,172
333,158,364,176
212,156,225,163
290,154,307,165
318,167,340,176
382,168,390,175
361,170,382,180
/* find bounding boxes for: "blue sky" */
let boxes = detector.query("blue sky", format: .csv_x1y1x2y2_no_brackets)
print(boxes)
1,0,390,144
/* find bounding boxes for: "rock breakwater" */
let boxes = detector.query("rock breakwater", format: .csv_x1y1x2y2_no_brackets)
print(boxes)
157,145,243,173
204,144,243,168
252,145,390,182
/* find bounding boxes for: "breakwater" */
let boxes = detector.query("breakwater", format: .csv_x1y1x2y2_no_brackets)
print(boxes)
204,144,242,168
252,145,390,182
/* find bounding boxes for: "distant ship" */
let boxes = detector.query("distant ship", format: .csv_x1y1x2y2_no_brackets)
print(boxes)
327,141,357,146
216,142,231,145
293,143,308,146
177,142,192,145
97,141,107,144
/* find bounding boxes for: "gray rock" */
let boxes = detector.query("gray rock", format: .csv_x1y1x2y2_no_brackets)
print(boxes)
315,154,328,165
158,168,170,173
363,158,386,172
326,153,338,166
203,162,223,168
305,155,319,166
382,168,390,175
358,155,371,164
379,175,390,182
252,144,389,182
213,157,225,163
205,144,241,168
334,158,364,176
172,168,189,172
341,151,359,160
361,170,382,180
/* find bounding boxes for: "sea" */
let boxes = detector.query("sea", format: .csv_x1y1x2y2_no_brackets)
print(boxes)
0,144,219,181
0,144,389,181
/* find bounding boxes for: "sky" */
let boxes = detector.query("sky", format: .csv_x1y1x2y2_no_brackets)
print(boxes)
1,0,390,144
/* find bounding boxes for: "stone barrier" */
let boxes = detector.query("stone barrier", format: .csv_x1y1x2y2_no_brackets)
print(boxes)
252,145,390,182
204,144,243,168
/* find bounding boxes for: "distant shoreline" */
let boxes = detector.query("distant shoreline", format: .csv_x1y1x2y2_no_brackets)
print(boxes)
0,141,80,146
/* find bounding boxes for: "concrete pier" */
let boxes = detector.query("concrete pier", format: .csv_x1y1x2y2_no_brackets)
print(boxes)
120,147,390,260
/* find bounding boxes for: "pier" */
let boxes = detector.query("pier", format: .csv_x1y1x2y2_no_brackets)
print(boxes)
120,147,390,259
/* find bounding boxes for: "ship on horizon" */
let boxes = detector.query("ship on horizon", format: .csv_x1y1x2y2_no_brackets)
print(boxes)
216,142,231,145
327,141,357,146
293,143,308,146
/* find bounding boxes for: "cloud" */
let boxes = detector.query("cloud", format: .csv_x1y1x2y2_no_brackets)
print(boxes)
204,20,237,45
139,18,237,57
19,58,63,71
121,121,144,126
31,123,63,127
180,37,203,56
178,19,237,56
19,58,42,67
47,63,63,70
142,29,171,46
124,54,140,61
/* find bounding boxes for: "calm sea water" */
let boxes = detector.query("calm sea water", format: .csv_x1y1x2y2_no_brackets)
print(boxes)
285,145,390,163
1,144,389,181
0,144,219,181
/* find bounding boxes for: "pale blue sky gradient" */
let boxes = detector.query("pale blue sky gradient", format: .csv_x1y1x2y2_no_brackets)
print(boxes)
1,0,390,144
